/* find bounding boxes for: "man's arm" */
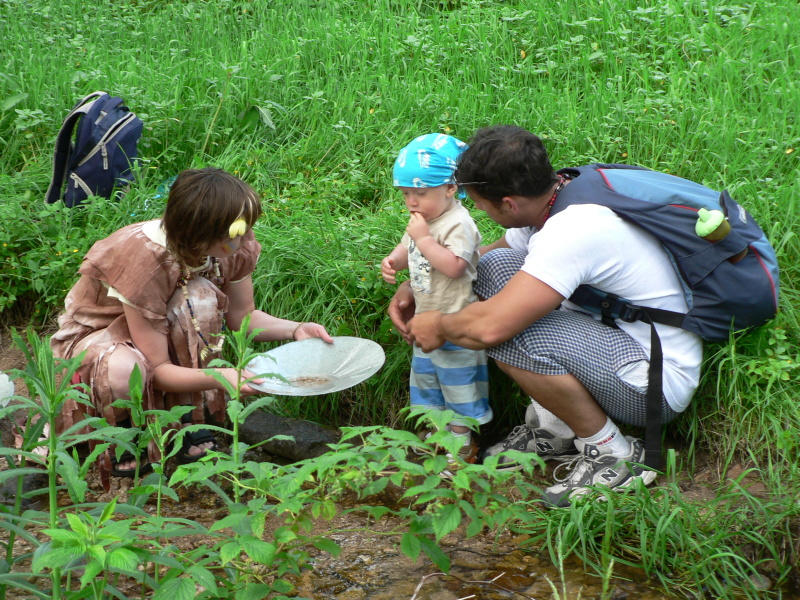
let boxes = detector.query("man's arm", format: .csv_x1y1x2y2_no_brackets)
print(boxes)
409,270,564,351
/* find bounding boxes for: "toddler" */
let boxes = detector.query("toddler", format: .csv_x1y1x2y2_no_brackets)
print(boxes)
381,133,491,462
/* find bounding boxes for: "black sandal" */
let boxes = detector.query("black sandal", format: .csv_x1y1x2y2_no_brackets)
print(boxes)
177,429,218,464
110,449,152,478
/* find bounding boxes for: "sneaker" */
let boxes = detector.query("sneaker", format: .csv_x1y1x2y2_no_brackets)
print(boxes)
449,433,479,465
484,424,578,470
410,429,436,457
410,428,478,464
438,433,480,479
541,436,657,508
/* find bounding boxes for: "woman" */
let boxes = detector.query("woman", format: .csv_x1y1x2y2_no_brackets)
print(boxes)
51,167,332,477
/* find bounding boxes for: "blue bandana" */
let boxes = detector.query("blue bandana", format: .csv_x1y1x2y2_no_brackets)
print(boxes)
392,133,468,188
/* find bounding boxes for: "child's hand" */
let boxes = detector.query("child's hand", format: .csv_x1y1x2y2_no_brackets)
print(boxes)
406,212,431,242
381,255,398,284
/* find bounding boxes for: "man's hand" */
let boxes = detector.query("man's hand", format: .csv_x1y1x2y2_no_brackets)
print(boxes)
409,311,446,352
388,280,416,344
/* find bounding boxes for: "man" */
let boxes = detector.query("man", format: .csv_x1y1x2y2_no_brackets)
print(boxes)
390,125,702,506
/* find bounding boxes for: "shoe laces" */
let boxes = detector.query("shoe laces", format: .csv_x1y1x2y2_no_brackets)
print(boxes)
552,452,600,484
502,424,534,449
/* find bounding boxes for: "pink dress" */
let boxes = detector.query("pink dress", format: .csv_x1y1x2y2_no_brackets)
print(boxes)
51,220,260,472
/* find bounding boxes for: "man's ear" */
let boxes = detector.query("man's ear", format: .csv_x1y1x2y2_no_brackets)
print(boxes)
500,195,518,213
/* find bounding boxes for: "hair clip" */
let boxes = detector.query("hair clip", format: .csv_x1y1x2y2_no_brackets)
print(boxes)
229,217,247,239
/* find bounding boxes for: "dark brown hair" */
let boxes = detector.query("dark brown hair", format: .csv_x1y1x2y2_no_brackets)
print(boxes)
163,167,262,266
455,125,557,203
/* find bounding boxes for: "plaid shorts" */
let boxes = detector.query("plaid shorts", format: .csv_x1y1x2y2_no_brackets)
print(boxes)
473,249,678,427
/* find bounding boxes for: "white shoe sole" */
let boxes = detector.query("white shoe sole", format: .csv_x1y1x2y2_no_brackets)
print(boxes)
568,467,658,502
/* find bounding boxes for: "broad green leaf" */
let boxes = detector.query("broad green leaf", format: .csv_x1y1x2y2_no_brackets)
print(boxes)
241,537,276,564
220,541,241,565
96,518,133,540
79,559,103,589
274,526,297,544
43,528,82,546
419,535,450,572
187,565,218,594
451,470,471,490
209,511,248,533
87,544,106,566
251,510,267,538
107,547,139,572
152,577,196,600
271,578,293,593
32,547,82,572
236,583,274,600
432,504,461,541
400,532,421,560
78,442,111,478
401,475,440,499
459,501,484,538
65,512,90,538
360,477,389,498
312,537,341,557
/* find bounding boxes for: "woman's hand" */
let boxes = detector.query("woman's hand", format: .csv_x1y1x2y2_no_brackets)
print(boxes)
293,321,334,343
388,280,416,344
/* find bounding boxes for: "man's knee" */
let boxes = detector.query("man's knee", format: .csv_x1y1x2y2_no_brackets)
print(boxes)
475,248,526,298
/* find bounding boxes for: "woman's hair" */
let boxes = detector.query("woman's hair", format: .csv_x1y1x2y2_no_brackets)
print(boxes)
163,167,262,265
455,125,557,203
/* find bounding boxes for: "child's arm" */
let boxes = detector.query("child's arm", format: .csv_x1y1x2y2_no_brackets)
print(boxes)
407,212,468,279
123,303,262,394
226,275,334,343
381,242,408,284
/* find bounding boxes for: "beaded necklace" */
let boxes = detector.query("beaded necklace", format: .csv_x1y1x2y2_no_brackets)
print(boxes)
178,257,225,362
540,174,569,224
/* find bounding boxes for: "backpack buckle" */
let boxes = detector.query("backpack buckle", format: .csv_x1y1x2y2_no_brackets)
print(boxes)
616,303,644,323
599,295,642,323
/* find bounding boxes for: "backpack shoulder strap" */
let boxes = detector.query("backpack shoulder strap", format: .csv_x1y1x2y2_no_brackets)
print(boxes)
45,91,108,205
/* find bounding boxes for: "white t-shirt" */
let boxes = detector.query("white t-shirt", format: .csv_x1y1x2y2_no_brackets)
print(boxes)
505,204,702,412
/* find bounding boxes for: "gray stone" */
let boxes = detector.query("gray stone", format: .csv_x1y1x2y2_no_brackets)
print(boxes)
0,469,47,511
239,410,340,462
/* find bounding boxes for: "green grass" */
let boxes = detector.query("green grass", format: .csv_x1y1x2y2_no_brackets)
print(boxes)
1,0,798,597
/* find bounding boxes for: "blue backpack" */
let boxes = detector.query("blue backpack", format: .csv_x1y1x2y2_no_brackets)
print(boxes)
45,91,143,208
551,164,780,468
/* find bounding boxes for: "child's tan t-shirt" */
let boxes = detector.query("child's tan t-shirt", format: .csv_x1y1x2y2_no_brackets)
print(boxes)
401,201,481,314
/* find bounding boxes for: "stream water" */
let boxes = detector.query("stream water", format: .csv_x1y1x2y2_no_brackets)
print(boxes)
286,514,670,600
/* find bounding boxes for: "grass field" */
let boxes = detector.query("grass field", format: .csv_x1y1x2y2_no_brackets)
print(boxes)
1,0,798,598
